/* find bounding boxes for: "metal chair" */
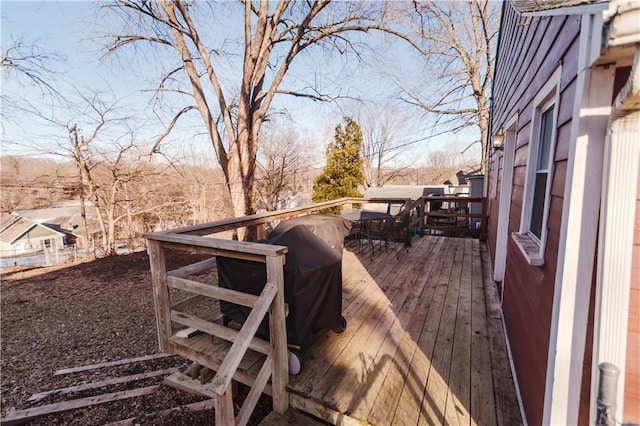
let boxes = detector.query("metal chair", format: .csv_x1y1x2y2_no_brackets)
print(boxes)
362,210,411,259
345,220,364,252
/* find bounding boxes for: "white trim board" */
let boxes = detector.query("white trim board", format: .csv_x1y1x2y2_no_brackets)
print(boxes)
544,12,614,425
493,113,519,283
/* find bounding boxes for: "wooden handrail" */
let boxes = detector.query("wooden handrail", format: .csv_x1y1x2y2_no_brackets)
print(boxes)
169,310,271,355
145,197,410,237
145,232,288,258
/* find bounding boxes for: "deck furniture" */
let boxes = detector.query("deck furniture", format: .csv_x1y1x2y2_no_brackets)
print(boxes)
360,210,411,259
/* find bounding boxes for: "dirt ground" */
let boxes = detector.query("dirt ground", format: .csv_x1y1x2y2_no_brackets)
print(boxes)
0,251,272,425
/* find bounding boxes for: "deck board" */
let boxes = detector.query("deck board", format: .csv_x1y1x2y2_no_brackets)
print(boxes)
369,237,451,425
285,236,522,425
326,236,440,413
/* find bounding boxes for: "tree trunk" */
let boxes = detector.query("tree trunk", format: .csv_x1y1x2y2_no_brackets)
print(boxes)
477,94,490,175
226,127,257,241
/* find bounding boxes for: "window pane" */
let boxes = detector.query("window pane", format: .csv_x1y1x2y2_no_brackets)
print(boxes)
537,105,555,171
530,172,547,239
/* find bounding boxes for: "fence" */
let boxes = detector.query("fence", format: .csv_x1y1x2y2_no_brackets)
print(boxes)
0,245,89,269
0,240,144,269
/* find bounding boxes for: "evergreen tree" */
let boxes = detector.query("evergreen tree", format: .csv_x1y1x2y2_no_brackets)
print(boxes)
312,117,365,213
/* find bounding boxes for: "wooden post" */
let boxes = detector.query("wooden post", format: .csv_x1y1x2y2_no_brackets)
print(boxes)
480,198,487,241
419,198,426,237
257,223,267,240
147,239,172,353
214,389,234,425
266,254,289,414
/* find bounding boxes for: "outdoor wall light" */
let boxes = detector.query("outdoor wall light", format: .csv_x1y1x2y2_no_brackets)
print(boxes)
492,134,504,150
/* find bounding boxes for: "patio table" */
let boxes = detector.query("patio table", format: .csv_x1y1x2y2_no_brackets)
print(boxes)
341,211,392,252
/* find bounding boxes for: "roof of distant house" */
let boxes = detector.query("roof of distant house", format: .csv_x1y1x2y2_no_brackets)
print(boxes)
14,206,94,222
0,213,64,244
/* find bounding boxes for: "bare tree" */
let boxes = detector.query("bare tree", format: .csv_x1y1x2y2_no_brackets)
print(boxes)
102,1,392,239
1,38,62,97
21,90,178,255
387,1,498,173
349,101,419,188
255,122,315,211
89,142,187,254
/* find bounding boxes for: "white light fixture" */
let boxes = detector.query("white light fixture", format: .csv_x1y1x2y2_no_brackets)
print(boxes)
492,134,504,150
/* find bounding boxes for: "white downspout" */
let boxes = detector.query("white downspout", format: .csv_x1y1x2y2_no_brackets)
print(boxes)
591,43,640,424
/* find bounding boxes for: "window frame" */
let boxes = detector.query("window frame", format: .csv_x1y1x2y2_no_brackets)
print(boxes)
513,66,561,266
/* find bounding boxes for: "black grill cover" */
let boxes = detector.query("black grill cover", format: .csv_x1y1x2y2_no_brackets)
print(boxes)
269,214,352,254
217,225,343,348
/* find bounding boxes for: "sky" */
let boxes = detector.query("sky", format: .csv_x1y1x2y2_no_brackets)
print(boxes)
0,1,482,167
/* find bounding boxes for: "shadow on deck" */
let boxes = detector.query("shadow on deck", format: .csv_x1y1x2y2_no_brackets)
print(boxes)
281,235,523,425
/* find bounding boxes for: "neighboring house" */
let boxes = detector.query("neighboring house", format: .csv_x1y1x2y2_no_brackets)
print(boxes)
486,0,639,425
0,213,66,256
14,202,99,248
443,165,483,188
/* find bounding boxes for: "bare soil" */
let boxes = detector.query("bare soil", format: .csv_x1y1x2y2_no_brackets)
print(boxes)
1,251,272,425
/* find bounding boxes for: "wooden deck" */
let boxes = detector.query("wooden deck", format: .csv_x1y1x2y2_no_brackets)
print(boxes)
278,235,522,425
161,233,523,425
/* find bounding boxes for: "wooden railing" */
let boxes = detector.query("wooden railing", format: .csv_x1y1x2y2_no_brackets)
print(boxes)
408,195,487,240
146,235,288,425
144,197,409,424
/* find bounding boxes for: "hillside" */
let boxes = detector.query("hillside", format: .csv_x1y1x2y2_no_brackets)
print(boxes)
0,252,273,425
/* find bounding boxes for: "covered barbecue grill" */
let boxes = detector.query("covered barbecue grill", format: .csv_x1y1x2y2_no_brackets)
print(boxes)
217,222,347,355
268,213,352,254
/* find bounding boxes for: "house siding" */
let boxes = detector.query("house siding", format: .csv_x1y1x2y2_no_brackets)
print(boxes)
487,3,581,425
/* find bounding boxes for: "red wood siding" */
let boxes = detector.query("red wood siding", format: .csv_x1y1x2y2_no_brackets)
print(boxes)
625,166,640,423
487,2,582,424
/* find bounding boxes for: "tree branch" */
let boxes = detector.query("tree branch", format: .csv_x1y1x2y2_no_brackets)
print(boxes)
149,105,197,154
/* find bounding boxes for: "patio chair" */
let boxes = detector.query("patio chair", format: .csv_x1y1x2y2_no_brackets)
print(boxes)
362,210,411,259
344,220,363,252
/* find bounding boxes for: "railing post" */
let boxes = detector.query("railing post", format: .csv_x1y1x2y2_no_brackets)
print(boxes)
480,198,488,241
214,388,234,425
596,362,620,426
266,253,289,414
419,198,426,237
147,239,172,352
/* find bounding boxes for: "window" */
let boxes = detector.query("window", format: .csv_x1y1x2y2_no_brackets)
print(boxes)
513,67,561,265
530,104,555,240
